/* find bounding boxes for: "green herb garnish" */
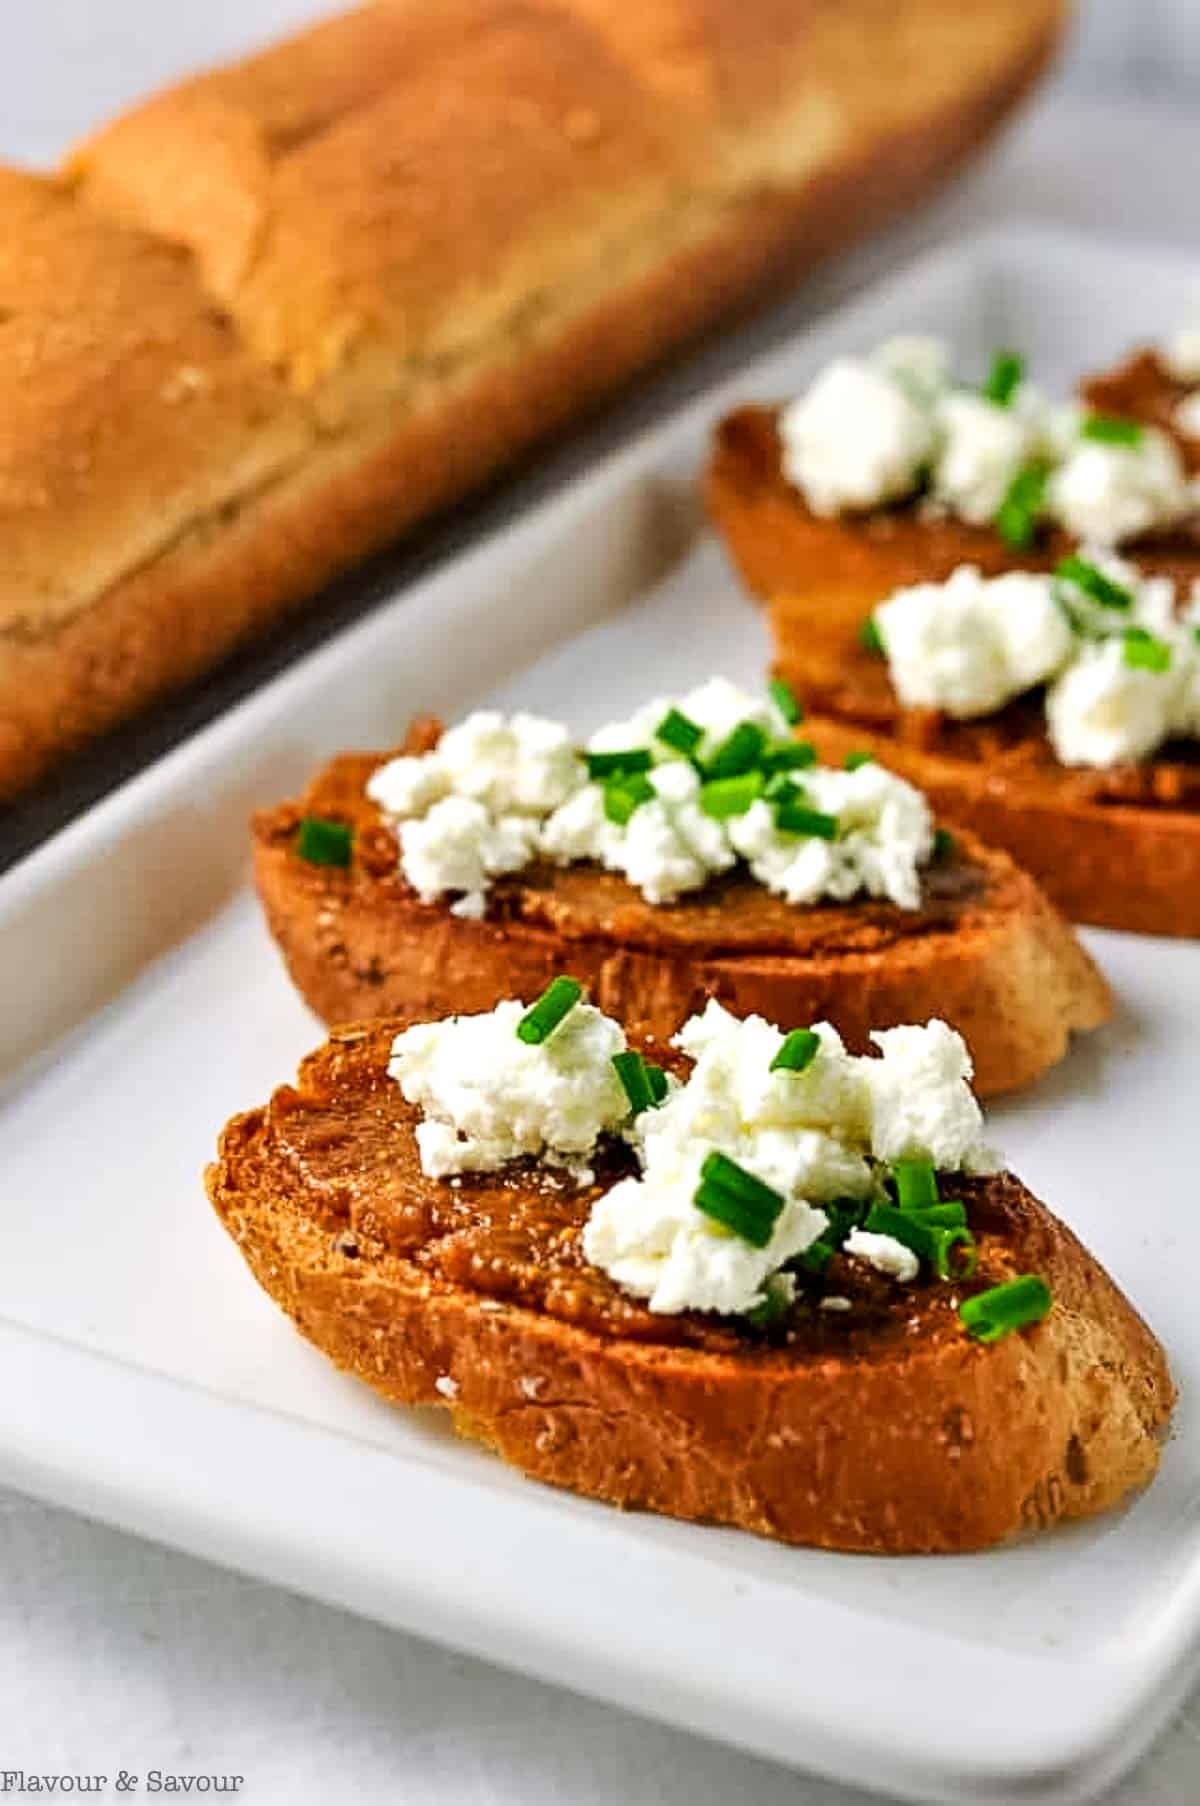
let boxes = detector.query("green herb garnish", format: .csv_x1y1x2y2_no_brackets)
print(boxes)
893,1159,939,1212
694,1152,784,1249
932,827,957,864
586,747,652,780
774,800,839,841
296,816,353,867
860,616,886,657
612,1050,667,1116
795,1237,836,1275
699,772,764,820
706,721,768,780
603,772,655,824
1054,554,1133,612
1123,627,1172,673
997,458,1050,549
844,750,874,771
1081,413,1143,447
770,1028,821,1074
930,1226,978,1281
655,708,703,757
982,349,1024,407
516,977,583,1045
960,1275,1052,1343
745,1273,794,1330
763,740,818,774
904,1200,968,1230
769,677,804,726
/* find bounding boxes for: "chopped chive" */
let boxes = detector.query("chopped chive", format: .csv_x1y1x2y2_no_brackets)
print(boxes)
706,720,768,780
1081,413,1143,446
296,816,353,867
764,774,801,807
745,1273,794,1330
862,1202,929,1261
844,750,874,771
656,708,703,757
794,1237,835,1276
612,1051,668,1115
997,458,1050,549
1123,627,1172,674
982,349,1024,407
960,1274,1052,1343
1054,554,1133,611
894,1159,939,1212
612,1050,657,1115
586,747,653,780
775,801,839,841
763,740,818,773
603,772,655,824
932,827,957,864
699,771,764,819
905,1200,968,1230
694,1151,784,1249
825,1198,869,1242
516,976,583,1044
860,616,886,657
770,1028,821,1074
860,1202,973,1278
931,1225,978,1282
769,677,804,725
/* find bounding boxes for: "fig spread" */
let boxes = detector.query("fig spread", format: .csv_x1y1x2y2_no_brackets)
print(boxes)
266,1021,1028,1357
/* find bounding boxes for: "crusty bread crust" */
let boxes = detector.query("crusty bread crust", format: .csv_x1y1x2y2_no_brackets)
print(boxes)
705,406,1200,936
1,1,1064,799
206,1019,1174,1554
252,744,1111,1096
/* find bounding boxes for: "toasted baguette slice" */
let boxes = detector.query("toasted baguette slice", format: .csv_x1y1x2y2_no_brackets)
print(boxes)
252,733,1110,1096
705,407,1200,936
206,1017,1173,1554
1082,348,1200,473
705,404,1200,604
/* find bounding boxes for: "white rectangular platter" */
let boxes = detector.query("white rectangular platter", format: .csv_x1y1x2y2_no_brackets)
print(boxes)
2,224,1199,1806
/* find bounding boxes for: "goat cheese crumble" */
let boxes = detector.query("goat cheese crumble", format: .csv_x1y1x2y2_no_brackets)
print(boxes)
366,679,936,915
392,992,997,1317
1175,391,1200,439
874,553,1200,768
389,998,629,1181
778,336,1197,545
1047,428,1194,546
1163,324,1200,385
778,357,936,516
876,566,1072,718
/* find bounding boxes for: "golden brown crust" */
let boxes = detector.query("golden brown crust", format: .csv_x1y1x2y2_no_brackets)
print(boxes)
1,0,1064,800
205,1016,1173,1554
705,406,1200,936
250,742,1111,1096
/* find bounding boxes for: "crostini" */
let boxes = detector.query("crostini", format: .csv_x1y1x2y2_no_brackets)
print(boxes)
253,679,1109,1095
706,339,1199,609
207,991,1173,1554
761,554,1200,936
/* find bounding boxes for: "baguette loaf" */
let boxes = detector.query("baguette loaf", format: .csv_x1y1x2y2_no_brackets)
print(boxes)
253,734,1111,1095
206,1015,1174,1553
705,406,1200,935
0,0,1063,800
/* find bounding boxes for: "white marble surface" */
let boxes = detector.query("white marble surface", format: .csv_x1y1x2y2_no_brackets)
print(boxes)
3,5,1200,1803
